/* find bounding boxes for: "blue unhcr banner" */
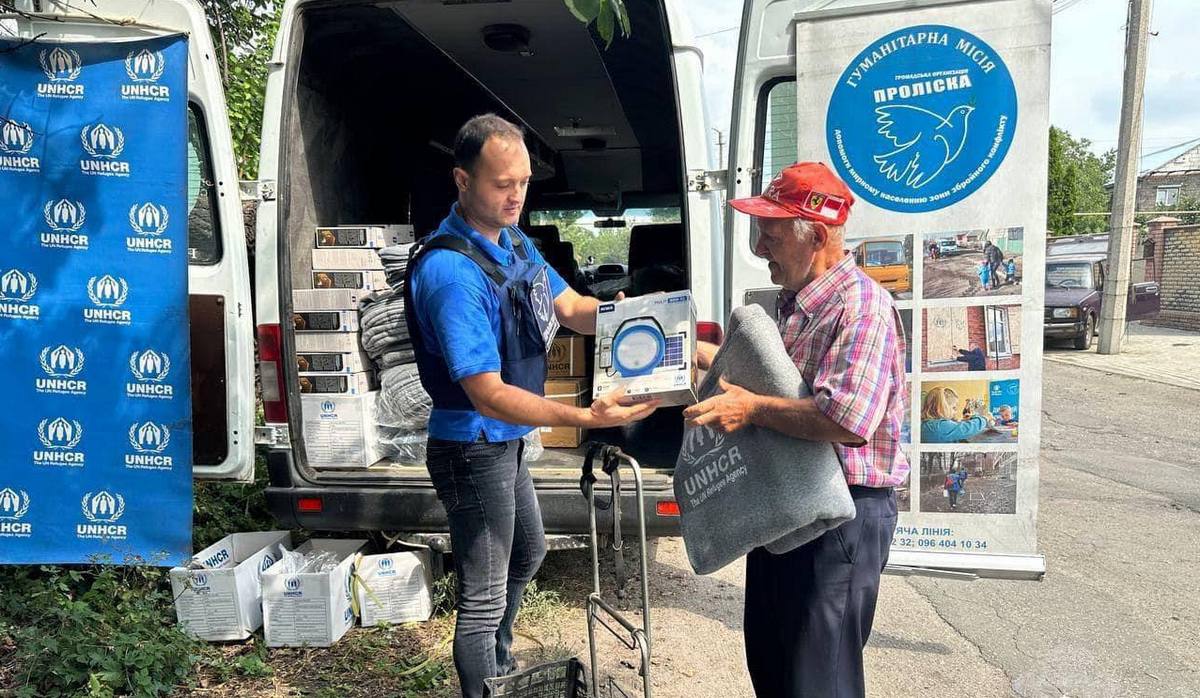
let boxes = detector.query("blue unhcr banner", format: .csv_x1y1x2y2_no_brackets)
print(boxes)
0,35,193,566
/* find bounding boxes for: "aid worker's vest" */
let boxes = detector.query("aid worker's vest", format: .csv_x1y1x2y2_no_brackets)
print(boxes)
403,232,559,415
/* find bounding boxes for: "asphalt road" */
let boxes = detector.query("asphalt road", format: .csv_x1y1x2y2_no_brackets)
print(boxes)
521,353,1200,697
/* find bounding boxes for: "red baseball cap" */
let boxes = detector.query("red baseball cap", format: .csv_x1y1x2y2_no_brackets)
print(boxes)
728,162,855,226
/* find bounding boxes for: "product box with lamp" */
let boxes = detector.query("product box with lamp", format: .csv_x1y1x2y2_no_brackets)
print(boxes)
593,291,697,407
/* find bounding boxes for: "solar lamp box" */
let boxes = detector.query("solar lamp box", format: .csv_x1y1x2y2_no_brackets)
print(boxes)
299,371,378,395
169,530,293,641
301,392,384,468
315,224,415,249
295,331,364,354
293,310,360,332
354,549,435,627
262,538,368,648
312,269,390,291
548,333,589,378
593,290,697,408
297,351,373,374
292,288,365,311
541,378,589,448
310,248,385,271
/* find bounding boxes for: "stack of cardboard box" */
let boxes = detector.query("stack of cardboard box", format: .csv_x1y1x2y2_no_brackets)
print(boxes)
541,332,590,448
296,225,414,468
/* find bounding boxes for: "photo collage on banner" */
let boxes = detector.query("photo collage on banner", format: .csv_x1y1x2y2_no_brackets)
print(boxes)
0,36,193,565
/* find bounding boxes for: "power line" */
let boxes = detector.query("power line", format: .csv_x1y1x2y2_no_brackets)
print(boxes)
695,26,737,39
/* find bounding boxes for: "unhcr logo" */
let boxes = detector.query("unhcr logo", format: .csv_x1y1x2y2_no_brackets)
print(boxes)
78,490,128,540
35,417,85,468
0,488,32,538
0,120,39,173
38,345,87,395
126,421,173,470
37,47,85,99
127,348,174,400
84,274,132,326
319,400,337,419
126,202,173,254
80,123,131,177
191,573,210,591
378,556,397,576
261,554,277,573
41,198,89,250
123,48,170,102
284,576,303,597
678,424,745,501
0,269,41,321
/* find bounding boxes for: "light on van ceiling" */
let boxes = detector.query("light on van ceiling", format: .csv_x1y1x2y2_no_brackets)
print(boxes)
554,126,617,138
482,23,533,56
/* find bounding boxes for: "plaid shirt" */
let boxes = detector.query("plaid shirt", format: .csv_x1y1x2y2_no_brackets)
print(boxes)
776,253,909,488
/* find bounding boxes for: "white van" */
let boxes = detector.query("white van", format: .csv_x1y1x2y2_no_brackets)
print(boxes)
9,0,1045,578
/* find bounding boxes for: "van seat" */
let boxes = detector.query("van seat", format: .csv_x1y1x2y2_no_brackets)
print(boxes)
628,223,685,293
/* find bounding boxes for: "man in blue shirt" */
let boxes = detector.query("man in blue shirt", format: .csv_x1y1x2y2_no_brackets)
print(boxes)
406,114,658,697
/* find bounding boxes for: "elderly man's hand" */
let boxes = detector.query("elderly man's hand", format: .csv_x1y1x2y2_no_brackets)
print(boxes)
683,376,760,433
694,341,719,371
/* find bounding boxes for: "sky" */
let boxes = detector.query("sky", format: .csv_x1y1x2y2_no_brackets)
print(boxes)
687,0,1198,160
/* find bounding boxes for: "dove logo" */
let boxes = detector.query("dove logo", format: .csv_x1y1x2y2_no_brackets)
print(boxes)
42,199,90,250
127,202,173,254
123,49,171,101
37,47,85,98
0,488,32,538
126,421,174,469
825,24,1017,213
77,491,127,539
0,269,40,320
80,123,131,177
38,345,87,395
0,120,39,172
127,349,174,399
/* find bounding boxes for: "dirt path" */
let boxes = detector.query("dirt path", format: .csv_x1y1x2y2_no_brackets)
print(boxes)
923,251,1023,299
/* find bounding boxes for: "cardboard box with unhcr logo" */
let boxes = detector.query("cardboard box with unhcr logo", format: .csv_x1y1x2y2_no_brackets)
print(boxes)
262,539,367,648
547,333,589,378
169,530,294,641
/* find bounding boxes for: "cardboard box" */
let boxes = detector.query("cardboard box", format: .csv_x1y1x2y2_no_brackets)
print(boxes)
262,539,367,648
169,531,293,641
315,225,414,249
312,270,390,291
302,392,384,468
593,291,697,407
299,371,378,395
541,377,589,448
293,310,360,332
354,550,434,627
311,248,385,271
548,334,588,378
297,351,373,374
295,331,364,354
292,288,365,311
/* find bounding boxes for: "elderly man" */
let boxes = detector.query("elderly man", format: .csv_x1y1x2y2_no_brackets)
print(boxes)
684,162,908,698
405,113,658,697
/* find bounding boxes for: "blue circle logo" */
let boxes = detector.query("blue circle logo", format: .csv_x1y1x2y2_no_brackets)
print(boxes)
826,25,1017,213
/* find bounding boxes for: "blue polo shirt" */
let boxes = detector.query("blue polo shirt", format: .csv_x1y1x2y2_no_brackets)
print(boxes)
410,205,569,442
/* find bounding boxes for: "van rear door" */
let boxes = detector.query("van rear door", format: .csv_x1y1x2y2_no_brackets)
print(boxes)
10,0,257,482
728,0,1049,580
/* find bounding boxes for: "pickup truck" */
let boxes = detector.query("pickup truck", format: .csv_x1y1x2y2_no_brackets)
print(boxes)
1043,253,1161,349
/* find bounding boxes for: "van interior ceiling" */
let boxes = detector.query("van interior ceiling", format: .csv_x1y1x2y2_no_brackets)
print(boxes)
281,0,689,473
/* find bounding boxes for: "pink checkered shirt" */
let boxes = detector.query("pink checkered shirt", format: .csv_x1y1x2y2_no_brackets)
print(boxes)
776,253,909,488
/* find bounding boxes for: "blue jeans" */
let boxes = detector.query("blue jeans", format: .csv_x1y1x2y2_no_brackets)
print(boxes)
426,437,548,698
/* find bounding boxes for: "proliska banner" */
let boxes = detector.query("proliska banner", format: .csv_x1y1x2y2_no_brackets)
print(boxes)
796,0,1049,575
0,36,192,566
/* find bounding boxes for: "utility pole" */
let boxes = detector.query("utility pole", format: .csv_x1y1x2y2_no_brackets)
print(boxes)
1098,0,1153,354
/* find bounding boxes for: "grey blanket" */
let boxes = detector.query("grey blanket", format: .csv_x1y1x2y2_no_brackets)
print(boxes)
358,291,411,360
674,304,855,575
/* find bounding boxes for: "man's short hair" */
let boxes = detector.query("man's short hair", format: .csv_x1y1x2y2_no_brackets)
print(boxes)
454,113,525,172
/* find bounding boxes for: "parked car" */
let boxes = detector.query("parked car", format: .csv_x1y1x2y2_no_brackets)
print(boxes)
853,238,911,295
1043,254,1161,349
937,238,961,256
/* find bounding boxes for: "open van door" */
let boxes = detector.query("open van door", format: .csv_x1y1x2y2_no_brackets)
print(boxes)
9,0,257,482
727,0,1049,580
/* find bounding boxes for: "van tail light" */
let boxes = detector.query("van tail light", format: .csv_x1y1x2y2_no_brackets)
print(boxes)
297,497,323,513
656,500,681,517
257,323,289,423
697,321,724,345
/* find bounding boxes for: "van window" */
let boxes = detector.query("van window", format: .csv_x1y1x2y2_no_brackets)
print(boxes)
757,78,798,194
528,209,681,267
187,104,223,265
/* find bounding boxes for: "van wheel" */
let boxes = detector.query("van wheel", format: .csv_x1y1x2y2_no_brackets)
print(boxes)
1073,314,1094,350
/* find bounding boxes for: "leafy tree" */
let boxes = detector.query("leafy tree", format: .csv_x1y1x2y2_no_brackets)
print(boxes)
1047,126,1115,237
563,0,631,47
